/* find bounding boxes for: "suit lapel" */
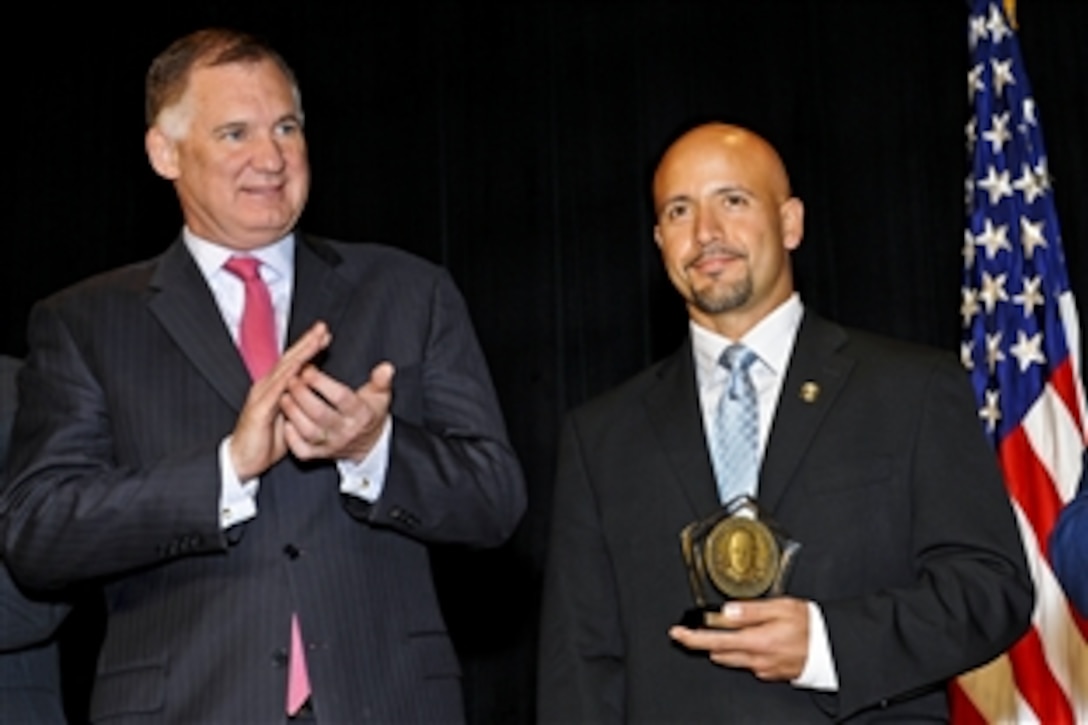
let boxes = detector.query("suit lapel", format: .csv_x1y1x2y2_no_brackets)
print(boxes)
758,312,854,513
643,344,722,517
147,239,252,410
287,236,353,372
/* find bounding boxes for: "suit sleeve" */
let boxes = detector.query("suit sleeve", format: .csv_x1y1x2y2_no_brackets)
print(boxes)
1,301,225,591
820,358,1033,719
344,269,526,547
1051,482,1088,617
537,414,626,724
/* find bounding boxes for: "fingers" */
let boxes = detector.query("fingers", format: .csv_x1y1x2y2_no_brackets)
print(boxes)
282,360,395,462
229,322,332,480
368,361,396,393
667,598,809,681
667,624,777,678
247,322,332,413
281,368,341,454
262,322,332,388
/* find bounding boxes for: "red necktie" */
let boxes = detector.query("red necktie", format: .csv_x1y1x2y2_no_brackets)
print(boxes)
223,256,279,380
223,256,312,714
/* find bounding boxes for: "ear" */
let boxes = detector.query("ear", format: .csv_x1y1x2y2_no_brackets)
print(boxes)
653,225,664,249
780,197,804,251
145,126,180,180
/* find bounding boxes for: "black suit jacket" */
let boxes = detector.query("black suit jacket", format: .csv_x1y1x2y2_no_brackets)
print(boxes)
538,312,1032,723
1,236,526,723
0,355,69,724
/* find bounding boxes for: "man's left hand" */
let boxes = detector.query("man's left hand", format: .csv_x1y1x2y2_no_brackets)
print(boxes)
281,361,396,462
668,596,809,681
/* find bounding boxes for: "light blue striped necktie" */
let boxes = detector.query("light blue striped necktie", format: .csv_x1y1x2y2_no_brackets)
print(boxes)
709,344,760,506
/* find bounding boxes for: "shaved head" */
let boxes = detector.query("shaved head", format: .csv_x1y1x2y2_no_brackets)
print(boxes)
651,122,803,338
653,123,793,215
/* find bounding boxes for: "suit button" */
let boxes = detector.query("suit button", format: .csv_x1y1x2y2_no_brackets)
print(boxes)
283,544,301,560
390,507,417,528
272,648,288,667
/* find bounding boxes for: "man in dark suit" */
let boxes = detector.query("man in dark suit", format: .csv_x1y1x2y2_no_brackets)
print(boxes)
0,355,69,723
1051,484,1088,617
537,123,1033,722
1,29,525,723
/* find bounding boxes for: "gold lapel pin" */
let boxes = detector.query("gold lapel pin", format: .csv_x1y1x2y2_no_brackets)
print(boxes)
800,381,820,403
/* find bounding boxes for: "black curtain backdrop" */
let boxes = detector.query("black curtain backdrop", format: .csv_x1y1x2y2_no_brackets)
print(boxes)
4,2,1086,723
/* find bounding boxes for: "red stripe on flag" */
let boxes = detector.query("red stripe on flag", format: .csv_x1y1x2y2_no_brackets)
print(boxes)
997,426,1064,558
1006,627,1075,724
949,680,990,725
1036,360,1088,642
1049,357,1087,438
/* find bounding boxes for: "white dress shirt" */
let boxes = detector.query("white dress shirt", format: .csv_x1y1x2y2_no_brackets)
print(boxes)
689,293,838,691
183,229,391,529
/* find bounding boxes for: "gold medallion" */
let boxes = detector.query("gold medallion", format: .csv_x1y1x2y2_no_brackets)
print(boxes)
679,496,801,625
703,516,780,599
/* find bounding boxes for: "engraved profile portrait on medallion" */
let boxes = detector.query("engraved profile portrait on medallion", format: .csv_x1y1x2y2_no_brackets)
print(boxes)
706,517,779,599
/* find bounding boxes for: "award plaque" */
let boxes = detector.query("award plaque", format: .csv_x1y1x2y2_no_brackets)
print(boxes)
679,496,800,628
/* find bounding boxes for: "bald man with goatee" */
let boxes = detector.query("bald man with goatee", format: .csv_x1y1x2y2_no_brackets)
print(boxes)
538,122,1032,723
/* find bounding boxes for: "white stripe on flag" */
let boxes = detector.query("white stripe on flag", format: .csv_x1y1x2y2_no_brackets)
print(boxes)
1021,380,1086,502
956,653,1037,724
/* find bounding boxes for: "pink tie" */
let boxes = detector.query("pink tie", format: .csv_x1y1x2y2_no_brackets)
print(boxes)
223,256,278,380
223,257,312,714
287,613,312,716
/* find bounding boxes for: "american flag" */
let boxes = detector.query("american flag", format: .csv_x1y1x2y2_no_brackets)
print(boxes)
953,1,1088,722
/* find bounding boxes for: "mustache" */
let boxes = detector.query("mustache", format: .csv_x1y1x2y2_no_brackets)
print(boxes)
688,243,746,265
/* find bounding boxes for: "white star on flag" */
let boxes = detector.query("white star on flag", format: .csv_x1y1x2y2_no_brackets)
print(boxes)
977,165,1012,205
1012,163,1045,204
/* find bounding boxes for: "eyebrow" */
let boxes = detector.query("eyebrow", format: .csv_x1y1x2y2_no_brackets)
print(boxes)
658,184,754,211
210,112,303,135
710,184,754,197
275,112,304,126
211,120,248,134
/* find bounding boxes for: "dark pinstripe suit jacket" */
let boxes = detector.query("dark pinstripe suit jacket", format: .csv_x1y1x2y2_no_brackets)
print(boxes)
1,236,526,723
538,312,1033,723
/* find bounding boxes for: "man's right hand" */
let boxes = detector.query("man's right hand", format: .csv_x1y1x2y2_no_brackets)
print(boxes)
229,322,332,480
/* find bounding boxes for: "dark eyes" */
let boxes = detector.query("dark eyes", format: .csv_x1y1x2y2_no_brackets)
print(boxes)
275,120,302,136
662,204,691,221
661,194,748,222
217,120,301,142
220,126,246,141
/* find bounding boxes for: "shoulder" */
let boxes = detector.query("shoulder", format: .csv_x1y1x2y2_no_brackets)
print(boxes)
0,355,20,381
24,256,166,348
848,328,954,368
306,235,445,279
804,312,962,380
0,356,19,467
569,349,686,423
45,258,159,303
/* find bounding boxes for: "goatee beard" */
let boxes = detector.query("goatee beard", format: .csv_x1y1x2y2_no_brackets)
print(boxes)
692,275,753,315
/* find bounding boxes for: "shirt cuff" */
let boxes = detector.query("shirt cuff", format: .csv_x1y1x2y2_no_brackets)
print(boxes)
337,417,392,502
218,437,259,529
792,601,839,691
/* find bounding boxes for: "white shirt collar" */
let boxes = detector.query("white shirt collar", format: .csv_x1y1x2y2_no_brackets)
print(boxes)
690,293,804,386
182,228,296,284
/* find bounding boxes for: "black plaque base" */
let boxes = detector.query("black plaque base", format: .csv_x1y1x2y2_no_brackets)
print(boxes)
678,606,719,630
